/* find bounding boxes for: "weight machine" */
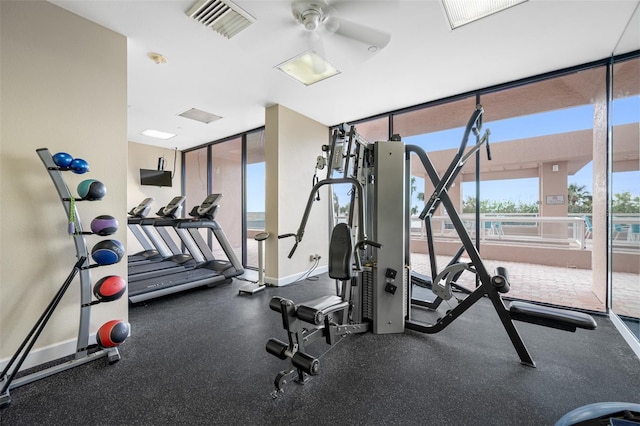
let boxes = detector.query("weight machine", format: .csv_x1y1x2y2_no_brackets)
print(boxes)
266,106,596,395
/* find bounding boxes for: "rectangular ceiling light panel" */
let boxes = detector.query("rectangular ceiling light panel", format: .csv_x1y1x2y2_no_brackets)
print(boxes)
178,108,222,124
141,129,176,140
442,0,528,29
186,0,255,39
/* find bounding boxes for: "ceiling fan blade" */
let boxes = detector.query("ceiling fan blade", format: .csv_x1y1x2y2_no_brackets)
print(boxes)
330,16,391,52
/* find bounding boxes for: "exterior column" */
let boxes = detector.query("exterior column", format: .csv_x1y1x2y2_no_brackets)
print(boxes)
591,87,608,304
539,161,569,238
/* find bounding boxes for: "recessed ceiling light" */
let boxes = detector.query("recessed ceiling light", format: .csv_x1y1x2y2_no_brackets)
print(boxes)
275,51,340,86
441,0,528,29
141,129,176,140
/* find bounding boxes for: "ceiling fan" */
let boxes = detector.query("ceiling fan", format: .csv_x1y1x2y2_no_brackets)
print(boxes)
290,0,392,56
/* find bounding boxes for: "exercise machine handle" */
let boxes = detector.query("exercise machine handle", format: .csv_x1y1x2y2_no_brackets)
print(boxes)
278,233,299,259
456,105,484,157
283,177,368,260
287,242,299,259
352,239,382,271
355,240,382,250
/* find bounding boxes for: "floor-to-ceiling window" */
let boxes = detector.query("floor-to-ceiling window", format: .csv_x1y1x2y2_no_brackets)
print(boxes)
336,65,618,313
477,66,606,311
183,129,265,270
610,55,640,347
335,60,628,314
210,137,242,262
245,129,266,269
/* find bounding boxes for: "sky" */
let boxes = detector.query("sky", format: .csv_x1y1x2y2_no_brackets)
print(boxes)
246,95,639,212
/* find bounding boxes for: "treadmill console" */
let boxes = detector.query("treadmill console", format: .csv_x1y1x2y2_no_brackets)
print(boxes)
129,198,154,218
197,194,222,218
162,196,186,218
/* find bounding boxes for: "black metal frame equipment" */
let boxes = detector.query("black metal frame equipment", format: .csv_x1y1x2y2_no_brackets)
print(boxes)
266,107,597,396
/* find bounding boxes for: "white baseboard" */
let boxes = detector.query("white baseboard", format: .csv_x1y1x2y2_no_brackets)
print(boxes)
0,337,86,373
265,265,328,286
0,326,132,374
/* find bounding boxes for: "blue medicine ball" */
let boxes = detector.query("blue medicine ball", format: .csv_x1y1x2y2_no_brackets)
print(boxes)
91,239,125,265
70,158,89,174
78,179,106,201
91,215,118,236
52,152,73,168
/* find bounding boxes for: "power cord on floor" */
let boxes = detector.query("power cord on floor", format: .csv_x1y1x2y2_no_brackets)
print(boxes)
291,257,321,284
236,257,322,287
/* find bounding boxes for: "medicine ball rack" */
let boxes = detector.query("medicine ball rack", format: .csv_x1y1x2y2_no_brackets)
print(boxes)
0,148,122,409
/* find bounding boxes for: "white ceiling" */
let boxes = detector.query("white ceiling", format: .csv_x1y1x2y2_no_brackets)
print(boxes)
50,0,640,151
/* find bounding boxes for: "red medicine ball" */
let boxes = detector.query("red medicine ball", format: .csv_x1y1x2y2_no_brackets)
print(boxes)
96,320,129,348
93,275,126,302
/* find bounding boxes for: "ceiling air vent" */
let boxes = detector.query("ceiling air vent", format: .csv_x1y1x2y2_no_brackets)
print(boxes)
186,0,255,39
178,108,222,124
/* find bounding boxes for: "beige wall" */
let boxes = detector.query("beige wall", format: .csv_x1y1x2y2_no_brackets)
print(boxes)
127,142,183,254
265,105,330,284
1,2,127,368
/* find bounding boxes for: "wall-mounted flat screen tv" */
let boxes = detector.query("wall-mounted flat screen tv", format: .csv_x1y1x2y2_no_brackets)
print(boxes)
140,169,172,187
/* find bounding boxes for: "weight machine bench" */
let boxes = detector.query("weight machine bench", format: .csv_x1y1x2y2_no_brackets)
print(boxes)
509,301,597,332
485,268,597,333
266,223,371,395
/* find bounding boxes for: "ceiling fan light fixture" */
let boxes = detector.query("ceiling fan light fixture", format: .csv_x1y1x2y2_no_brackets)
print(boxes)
292,1,329,32
301,9,322,31
275,51,340,86
441,0,528,29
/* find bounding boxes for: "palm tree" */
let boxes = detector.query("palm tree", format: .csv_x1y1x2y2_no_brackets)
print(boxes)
612,191,640,213
568,183,592,213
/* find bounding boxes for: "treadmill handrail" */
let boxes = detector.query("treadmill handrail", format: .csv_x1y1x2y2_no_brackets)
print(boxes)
176,220,222,231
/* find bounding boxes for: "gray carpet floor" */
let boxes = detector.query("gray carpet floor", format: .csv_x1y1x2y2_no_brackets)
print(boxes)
2,274,639,425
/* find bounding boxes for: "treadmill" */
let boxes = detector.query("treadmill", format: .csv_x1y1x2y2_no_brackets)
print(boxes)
128,197,195,278
128,194,244,303
127,198,161,264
